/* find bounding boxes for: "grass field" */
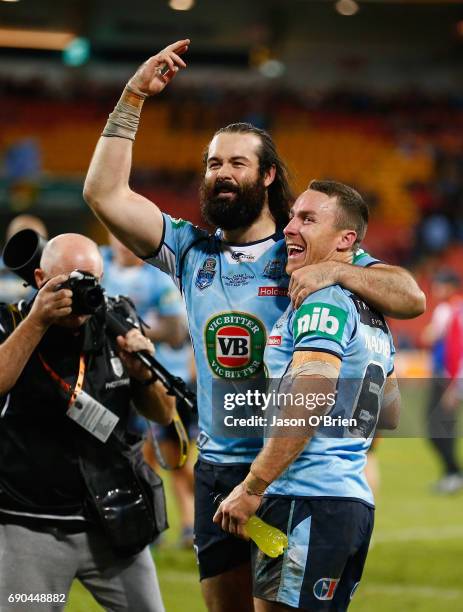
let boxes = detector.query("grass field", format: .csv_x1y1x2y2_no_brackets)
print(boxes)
65,394,463,612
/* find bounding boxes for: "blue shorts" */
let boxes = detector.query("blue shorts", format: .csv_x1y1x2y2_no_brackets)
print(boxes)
194,459,252,580
252,497,374,611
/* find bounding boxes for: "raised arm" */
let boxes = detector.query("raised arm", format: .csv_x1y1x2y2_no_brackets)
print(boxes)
289,261,426,319
83,39,190,258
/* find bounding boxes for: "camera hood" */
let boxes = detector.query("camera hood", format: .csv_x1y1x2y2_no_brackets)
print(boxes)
2,228,47,289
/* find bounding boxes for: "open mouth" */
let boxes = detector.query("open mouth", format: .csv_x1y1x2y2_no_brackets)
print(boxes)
287,243,306,259
214,183,238,197
216,189,236,197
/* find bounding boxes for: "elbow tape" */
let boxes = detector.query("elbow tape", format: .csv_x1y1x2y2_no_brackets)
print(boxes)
291,360,339,380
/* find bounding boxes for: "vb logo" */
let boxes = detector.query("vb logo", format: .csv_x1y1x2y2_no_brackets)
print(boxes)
216,327,250,366
205,312,266,378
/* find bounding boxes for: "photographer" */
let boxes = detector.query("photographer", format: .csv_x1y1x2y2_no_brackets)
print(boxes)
0,233,172,611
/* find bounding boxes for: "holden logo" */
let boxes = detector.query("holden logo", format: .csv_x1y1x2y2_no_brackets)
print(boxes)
205,312,266,378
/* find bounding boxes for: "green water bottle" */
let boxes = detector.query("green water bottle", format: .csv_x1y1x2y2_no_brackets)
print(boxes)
214,494,288,558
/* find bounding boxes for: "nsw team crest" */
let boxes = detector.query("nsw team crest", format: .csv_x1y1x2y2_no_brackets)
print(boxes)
195,257,217,290
263,259,284,280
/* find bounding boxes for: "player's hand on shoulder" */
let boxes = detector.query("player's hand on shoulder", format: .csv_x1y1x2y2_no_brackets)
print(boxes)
289,261,339,309
28,274,73,330
128,39,190,97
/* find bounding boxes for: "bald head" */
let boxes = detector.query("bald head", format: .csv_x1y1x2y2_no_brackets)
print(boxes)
39,234,103,280
6,215,48,242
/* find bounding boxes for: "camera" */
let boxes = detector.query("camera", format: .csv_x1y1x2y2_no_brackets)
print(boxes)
57,270,105,315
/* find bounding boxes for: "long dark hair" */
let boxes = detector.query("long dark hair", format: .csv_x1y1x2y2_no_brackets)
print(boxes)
205,123,294,228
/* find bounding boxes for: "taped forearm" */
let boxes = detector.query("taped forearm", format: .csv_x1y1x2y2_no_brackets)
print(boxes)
102,85,147,141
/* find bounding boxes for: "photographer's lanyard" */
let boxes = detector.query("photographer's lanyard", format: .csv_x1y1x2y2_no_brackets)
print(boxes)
39,354,85,407
39,354,119,443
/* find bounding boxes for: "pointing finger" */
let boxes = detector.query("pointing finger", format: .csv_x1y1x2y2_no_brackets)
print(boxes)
168,39,190,53
170,52,187,68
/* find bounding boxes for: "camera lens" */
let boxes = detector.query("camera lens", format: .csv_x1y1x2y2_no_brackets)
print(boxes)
82,286,104,312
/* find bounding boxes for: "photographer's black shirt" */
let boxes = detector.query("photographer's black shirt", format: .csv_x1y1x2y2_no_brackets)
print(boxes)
0,302,138,530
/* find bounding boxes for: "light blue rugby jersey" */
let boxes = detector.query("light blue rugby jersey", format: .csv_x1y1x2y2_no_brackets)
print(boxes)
145,213,380,464
264,284,395,505
100,246,191,381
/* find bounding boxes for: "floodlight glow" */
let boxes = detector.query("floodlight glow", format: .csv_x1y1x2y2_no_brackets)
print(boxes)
169,0,195,10
335,0,359,16
259,60,285,79
63,37,90,66
0,28,76,50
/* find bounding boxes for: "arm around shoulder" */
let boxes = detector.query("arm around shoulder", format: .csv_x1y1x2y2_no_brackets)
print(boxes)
337,262,426,319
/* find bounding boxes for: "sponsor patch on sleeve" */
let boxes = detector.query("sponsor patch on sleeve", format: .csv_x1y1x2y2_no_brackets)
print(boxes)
294,302,348,345
352,248,368,263
171,217,187,229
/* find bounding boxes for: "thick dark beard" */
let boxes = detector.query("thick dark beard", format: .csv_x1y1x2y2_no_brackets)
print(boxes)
199,176,267,231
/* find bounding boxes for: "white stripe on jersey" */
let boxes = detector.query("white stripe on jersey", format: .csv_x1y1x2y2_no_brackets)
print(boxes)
156,245,179,288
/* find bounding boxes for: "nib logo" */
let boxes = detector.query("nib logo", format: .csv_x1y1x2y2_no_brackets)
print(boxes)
297,307,339,335
294,302,348,344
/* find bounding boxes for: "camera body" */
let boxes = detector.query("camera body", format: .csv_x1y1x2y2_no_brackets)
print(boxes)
58,270,105,315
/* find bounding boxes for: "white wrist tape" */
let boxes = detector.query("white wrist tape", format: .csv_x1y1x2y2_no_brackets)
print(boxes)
102,85,147,141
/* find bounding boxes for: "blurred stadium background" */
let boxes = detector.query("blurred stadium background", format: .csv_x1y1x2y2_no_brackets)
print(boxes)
0,0,462,610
